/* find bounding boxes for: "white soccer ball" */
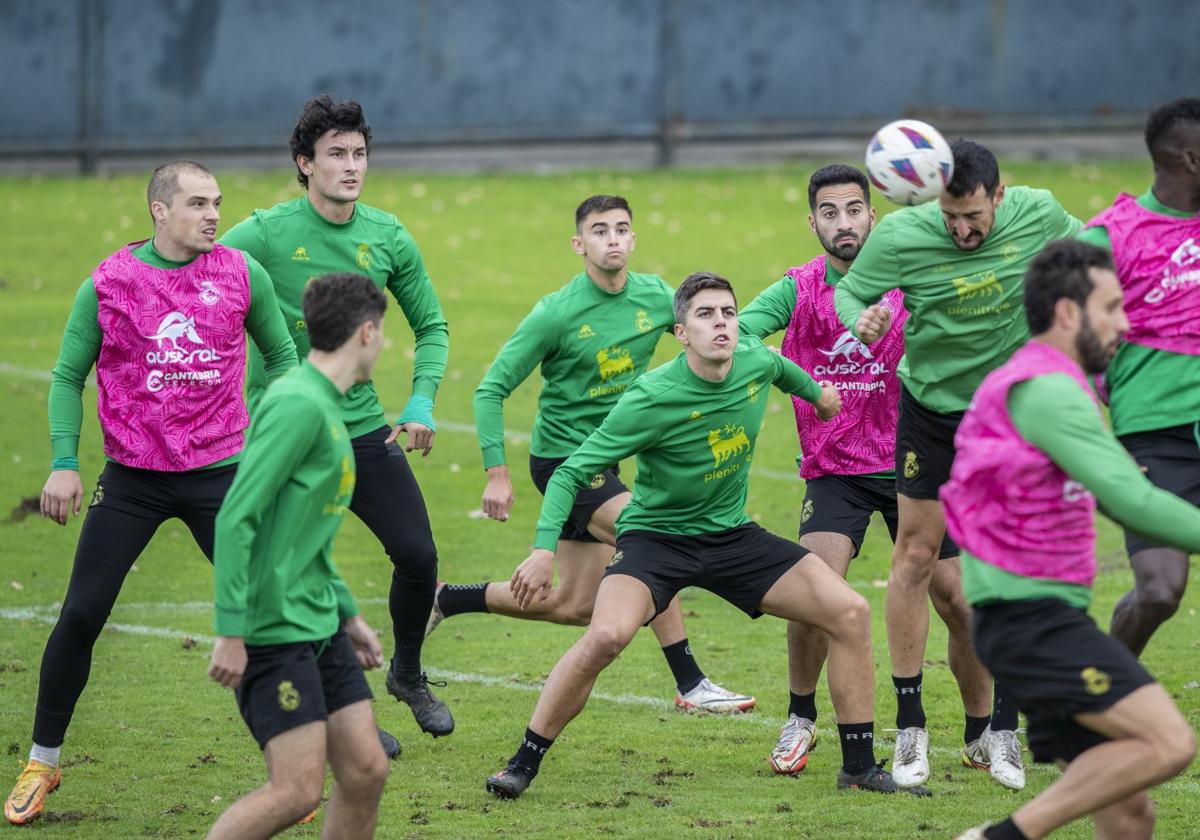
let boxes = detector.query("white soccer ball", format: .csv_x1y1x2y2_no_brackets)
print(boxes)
864,119,954,206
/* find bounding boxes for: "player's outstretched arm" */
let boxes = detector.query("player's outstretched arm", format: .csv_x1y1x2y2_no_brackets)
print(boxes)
1010,375,1200,552
770,351,842,420
834,216,901,336
739,274,800,339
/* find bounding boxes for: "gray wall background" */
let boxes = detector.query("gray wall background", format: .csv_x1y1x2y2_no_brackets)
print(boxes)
3,0,1197,170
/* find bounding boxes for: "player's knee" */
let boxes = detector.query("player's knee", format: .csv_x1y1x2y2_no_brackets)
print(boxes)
358,749,390,797
1145,711,1196,778
834,594,871,641
1136,582,1184,625
892,543,937,587
390,538,438,582
272,773,324,819
581,625,629,667
56,600,109,641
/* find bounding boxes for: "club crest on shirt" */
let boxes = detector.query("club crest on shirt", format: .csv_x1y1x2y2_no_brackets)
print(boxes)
903,450,919,479
277,680,301,711
198,280,221,306
356,243,372,270
291,246,311,262
635,309,654,333
747,380,761,403
577,324,596,339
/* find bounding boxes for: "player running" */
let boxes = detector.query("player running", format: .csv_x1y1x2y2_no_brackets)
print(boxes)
221,96,452,745
949,240,1200,840
739,164,1008,786
1077,97,1200,657
834,140,1081,788
430,196,754,713
206,274,392,840
4,162,298,826
485,273,927,799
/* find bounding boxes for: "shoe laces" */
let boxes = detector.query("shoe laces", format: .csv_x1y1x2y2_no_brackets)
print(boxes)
780,714,813,741
894,730,923,765
993,731,1022,767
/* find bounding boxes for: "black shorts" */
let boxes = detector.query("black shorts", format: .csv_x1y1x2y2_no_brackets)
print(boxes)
235,631,374,749
799,474,958,559
895,385,964,500
529,454,629,543
972,598,1155,764
1118,422,1200,556
605,523,809,620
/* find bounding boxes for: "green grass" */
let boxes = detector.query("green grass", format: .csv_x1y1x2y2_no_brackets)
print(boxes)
1,159,1199,838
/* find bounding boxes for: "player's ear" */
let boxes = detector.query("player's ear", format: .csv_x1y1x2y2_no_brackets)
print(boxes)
807,214,817,235
570,234,585,256
628,230,635,252
868,206,877,226
993,183,1006,207
296,155,314,177
673,322,687,345
150,200,168,224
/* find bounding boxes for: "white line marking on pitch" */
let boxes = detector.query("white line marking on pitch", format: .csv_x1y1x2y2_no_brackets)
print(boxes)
0,600,1063,777
0,361,800,482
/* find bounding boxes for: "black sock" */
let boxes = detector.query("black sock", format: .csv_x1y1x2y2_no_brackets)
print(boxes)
439,583,490,617
984,817,1029,840
837,722,876,774
392,637,423,676
513,727,554,773
964,713,990,744
893,672,926,729
990,683,1019,732
660,639,705,694
789,691,818,721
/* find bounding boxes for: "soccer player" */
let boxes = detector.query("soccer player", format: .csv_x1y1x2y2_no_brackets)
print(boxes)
485,272,922,799
1078,97,1200,657
739,164,1007,786
221,96,453,743
834,139,1081,787
206,273,392,840
3,161,298,826
948,240,1200,840
430,196,754,713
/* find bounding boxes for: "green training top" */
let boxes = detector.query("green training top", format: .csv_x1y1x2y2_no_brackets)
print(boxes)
740,260,894,480
961,372,1200,609
533,337,824,550
213,362,360,645
221,196,449,438
834,186,1081,413
473,271,674,467
1076,188,1200,436
47,240,297,470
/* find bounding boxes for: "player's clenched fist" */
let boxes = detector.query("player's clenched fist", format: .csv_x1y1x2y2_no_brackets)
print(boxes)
814,382,842,421
855,303,892,344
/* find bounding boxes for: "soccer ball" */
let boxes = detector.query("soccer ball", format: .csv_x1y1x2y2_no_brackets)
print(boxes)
864,120,954,206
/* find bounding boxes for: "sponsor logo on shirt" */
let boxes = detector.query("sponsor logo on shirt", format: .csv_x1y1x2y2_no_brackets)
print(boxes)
590,346,636,398
143,311,224,392
1145,237,1200,304
577,324,596,339
705,424,753,482
688,410,703,422
947,270,1014,317
747,380,761,403
325,455,356,514
1062,479,1091,504
812,330,890,378
292,246,310,262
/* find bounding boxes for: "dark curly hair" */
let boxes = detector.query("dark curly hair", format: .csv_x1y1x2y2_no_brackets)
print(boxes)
289,95,372,189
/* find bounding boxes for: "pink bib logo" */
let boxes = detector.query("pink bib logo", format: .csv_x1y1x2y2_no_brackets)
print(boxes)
812,330,889,377
1146,237,1200,304
143,311,223,392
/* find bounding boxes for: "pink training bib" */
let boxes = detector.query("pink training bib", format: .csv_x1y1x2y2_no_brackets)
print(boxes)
942,341,1099,586
92,242,251,471
1087,193,1200,355
779,256,907,479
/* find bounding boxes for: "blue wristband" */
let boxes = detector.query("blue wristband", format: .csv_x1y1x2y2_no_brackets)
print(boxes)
396,395,436,431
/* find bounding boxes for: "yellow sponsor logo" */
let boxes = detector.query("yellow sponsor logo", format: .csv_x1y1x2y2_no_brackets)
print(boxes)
951,272,1002,302
325,456,356,514
291,246,310,262
635,309,654,333
596,346,634,383
688,410,702,422
1081,667,1111,696
903,450,919,479
577,324,596,339
278,680,301,711
708,424,751,468
356,243,372,270
801,499,814,523
589,473,606,490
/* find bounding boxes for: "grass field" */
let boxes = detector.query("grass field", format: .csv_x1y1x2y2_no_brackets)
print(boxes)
1,158,1198,839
